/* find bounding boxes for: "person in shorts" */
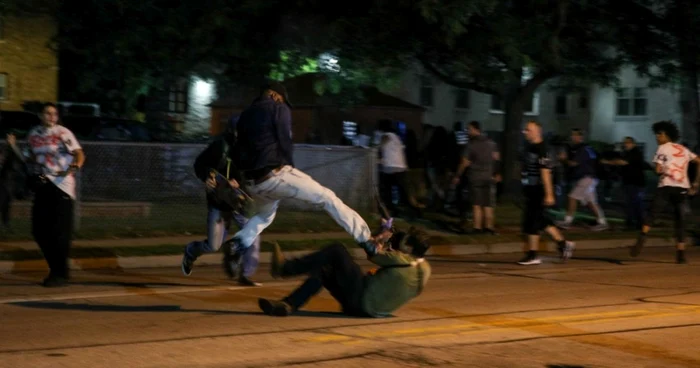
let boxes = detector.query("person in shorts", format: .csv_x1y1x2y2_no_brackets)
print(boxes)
556,129,608,231
518,121,575,265
452,121,500,234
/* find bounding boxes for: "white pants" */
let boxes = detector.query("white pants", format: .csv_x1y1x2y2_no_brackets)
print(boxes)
233,165,371,247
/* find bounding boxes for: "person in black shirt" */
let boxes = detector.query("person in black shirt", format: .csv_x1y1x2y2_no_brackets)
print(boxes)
518,121,575,265
601,137,647,230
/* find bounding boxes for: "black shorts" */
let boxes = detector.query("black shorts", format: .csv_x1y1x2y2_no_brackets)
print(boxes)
521,186,555,235
470,180,495,207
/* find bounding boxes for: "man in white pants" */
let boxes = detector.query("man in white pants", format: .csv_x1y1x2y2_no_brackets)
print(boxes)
223,82,383,273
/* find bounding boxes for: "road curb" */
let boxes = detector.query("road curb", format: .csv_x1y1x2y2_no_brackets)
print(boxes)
0,238,672,273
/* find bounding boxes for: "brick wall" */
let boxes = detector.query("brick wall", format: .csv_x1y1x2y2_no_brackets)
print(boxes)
0,15,59,111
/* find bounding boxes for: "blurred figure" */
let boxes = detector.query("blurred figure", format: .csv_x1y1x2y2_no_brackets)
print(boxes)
0,133,23,232
556,129,608,231
452,121,500,234
631,121,700,263
519,121,574,265
601,137,647,230
377,119,415,217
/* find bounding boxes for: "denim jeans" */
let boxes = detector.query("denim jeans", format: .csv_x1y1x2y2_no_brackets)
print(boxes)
186,206,260,277
233,165,371,248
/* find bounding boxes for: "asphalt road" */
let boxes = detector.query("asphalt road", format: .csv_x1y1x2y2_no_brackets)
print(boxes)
1,246,700,368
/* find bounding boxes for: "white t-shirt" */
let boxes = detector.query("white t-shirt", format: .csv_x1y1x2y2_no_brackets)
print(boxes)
27,124,82,199
380,132,407,173
653,142,697,188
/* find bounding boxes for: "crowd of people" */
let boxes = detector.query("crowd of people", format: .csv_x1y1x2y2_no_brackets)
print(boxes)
6,81,700,319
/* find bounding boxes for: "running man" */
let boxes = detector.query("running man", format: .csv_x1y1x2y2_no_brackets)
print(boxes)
631,121,700,263
519,121,575,265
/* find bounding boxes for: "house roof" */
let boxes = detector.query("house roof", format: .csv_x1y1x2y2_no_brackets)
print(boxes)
209,73,424,110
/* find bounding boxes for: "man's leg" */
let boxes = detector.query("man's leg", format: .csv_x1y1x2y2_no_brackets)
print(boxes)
233,212,262,285
518,192,543,265
251,166,371,244
623,184,636,229
632,187,667,257
260,243,365,316
585,179,608,231
670,189,688,264
182,207,230,276
473,181,497,234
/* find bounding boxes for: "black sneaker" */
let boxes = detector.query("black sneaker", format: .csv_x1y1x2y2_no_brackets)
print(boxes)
484,228,498,236
258,298,292,317
222,238,242,279
676,250,687,264
630,236,646,257
238,276,262,287
517,253,542,265
181,246,195,276
42,276,68,288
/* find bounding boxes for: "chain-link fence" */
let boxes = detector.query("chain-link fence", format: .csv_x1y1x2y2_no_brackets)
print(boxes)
8,141,378,238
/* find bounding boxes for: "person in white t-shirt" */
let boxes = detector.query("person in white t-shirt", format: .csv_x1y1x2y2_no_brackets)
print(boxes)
19,102,85,287
631,121,700,263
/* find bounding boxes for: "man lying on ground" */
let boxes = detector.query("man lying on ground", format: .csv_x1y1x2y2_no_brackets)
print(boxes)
258,226,431,318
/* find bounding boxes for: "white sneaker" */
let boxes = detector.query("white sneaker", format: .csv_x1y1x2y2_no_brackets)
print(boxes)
555,221,572,230
561,241,575,261
590,223,609,232
517,254,542,265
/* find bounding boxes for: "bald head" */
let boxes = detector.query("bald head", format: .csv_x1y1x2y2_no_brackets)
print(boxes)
522,121,543,143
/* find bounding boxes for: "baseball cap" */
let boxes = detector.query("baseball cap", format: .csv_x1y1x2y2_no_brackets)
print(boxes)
262,81,293,108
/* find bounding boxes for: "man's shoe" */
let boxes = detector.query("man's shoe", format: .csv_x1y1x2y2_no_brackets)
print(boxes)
676,250,687,264
258,298,292,317
630,236,646,257
238,276,262,287
270,242,285,279
181,245,196,276
222,238,242,279
42,275,68,288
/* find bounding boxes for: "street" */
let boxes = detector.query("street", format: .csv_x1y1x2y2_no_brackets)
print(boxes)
1,247,700,368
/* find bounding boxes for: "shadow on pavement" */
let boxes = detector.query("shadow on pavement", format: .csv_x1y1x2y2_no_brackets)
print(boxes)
9,301,372,319
547,365,587,368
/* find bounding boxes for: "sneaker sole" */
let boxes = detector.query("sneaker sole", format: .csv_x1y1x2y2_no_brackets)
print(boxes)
517,260,542,265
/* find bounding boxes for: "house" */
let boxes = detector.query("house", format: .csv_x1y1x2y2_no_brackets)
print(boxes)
208,73,425,144
143,76,217,136
386,65,686,160
0,15,59,111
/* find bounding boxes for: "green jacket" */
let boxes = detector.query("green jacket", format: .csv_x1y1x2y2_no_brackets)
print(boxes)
361,250,431,317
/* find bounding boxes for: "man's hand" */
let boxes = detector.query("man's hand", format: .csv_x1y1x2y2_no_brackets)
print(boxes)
206,175,217,191
451,176,460,187
544,194,555,206
690,183,700,196
228,179,240,189
493,174,502,183
6,133,16,147
558,151,567,161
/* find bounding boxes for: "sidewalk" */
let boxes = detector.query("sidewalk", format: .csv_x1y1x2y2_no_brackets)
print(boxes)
0,233,674,274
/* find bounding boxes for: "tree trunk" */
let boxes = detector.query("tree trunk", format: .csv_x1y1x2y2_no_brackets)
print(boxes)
500,89,527,196
680,68,700,148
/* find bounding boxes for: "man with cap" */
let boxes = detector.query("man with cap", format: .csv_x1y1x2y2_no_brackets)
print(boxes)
181,115,262,286
258,226,431,317
223,81,382,275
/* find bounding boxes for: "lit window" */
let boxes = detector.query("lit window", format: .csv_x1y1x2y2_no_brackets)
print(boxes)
168,79,188,113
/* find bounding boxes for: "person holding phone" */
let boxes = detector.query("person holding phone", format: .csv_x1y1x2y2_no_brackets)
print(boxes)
181,118,262,286
23,102,85,287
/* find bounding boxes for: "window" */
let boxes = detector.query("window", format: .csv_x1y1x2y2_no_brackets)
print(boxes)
168,79,188,113
578,94,588,109
555,95,567,115
616,87,647,116
0,73,6,100
419,76,434,107
633,88,647,116
489,93,540,115
455,88,469,109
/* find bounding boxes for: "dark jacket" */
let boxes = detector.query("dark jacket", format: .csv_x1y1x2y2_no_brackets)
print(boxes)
567,143,598,181
234,97,293,178
193,134,243,211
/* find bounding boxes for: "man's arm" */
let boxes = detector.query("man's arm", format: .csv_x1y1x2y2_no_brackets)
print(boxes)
692,156,700,186
275,105,294,166
369,250,415,267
